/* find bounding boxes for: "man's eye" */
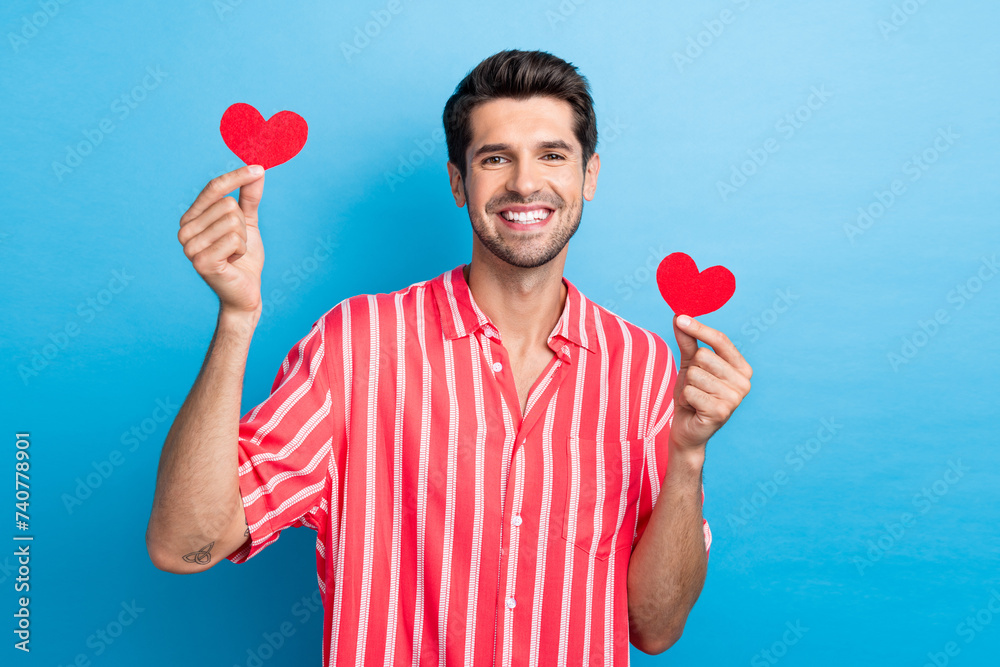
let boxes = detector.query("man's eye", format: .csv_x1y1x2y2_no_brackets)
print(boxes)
483,156,506,165
543,153,564,160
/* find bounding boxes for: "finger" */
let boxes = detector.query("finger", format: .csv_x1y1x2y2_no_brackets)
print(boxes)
182,164,264,225
191,231,246,278
673,314,700,367
178,196,242,246
675,315,752,379
183,215,247,262
689,347,752,395
681,383,732,424
685,365,744,405
238,172,265,226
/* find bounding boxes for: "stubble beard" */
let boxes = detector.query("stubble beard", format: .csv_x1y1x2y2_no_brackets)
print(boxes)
468,188,584,270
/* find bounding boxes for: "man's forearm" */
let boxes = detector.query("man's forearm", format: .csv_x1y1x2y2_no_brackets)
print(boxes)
145,308,257,573
627,442,708,654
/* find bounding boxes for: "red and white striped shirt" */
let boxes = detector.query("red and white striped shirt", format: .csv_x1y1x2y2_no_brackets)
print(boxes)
227,263,711,666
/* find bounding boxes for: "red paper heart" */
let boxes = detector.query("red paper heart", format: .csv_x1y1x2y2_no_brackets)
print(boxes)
220,103,308,169
656,252,736,317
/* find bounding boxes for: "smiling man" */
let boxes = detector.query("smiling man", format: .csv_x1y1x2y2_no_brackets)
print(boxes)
147,49,751,665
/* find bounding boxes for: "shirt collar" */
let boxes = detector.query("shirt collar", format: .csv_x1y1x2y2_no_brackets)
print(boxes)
430,264,597,355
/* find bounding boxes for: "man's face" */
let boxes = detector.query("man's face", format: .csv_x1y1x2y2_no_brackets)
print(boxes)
447,95,600,269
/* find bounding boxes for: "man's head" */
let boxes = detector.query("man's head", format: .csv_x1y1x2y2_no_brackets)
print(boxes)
443,50,600,270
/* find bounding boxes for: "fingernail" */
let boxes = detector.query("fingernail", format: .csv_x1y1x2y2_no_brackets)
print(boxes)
677,315,691,327
248,165,264,176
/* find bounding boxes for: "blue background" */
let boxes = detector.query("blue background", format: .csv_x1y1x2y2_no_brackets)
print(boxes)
2,1,998,665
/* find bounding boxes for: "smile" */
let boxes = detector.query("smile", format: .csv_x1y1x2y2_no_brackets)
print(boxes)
494,206,555,229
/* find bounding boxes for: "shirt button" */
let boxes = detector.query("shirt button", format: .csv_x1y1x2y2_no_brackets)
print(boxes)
492,361,503,373
505,597,516,609
512,515,522,527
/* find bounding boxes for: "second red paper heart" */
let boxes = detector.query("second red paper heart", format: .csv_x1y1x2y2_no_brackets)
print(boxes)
656,252,736,317
220,103,308,170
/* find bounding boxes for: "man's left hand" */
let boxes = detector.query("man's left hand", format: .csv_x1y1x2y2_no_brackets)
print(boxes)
669,314,753,452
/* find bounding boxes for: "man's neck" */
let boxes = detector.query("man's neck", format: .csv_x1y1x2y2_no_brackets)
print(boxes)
463,257,567,354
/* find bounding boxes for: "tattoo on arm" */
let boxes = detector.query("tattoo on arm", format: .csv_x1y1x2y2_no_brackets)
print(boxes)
182,541,215,565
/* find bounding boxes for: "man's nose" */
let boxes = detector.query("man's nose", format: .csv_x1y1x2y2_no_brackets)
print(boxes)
506,159,542,197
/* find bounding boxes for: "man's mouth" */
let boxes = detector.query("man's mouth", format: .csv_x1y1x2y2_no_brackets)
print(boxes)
494,205,555,228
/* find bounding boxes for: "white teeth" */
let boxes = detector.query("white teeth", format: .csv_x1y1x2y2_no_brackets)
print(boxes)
501,209,550,223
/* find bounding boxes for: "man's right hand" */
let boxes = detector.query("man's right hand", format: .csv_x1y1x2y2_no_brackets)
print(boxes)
178,165,266,320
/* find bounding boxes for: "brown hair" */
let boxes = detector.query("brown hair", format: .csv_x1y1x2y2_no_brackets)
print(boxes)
442,49,597,179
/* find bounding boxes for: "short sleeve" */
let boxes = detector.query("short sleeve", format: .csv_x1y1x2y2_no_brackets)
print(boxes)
632,339,712,561
226,316,335,564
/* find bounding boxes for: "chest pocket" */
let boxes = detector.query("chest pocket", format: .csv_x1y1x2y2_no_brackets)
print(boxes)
561,437,645,562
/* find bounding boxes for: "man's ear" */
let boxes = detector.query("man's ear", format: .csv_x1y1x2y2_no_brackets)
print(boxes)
447,162,466,207
583,152,600,202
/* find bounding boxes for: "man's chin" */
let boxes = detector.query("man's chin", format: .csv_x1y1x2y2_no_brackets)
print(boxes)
490,244,565,269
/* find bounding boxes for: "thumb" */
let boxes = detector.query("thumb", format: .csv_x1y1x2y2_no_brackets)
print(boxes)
238,169,265,224
673,314,699,371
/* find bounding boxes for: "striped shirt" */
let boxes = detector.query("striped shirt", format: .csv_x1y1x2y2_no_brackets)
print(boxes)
227,263,711,666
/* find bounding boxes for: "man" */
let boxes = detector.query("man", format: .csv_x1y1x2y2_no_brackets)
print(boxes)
147,49,752,665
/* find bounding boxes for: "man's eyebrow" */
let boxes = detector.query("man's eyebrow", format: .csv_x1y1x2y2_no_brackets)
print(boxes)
471,139,576,160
